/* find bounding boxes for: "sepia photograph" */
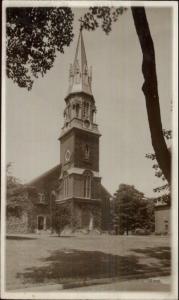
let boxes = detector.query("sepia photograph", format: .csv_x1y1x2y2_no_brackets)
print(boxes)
1,1,178,299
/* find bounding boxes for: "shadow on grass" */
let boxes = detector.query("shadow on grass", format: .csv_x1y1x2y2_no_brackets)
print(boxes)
6,236,37,240
16,246,171,285
132,247,171,268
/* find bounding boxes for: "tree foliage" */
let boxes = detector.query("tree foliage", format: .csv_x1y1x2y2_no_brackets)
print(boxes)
6,7,74,90
52,203,72,235
146,129,171,198
6,163,30,218
79,7,127,33
6,162,22,196
112,184,154,235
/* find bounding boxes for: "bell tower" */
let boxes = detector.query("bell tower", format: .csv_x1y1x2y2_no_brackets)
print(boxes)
56,30,102,233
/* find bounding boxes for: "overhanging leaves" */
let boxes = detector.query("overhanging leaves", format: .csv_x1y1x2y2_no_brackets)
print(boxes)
6,7,74,90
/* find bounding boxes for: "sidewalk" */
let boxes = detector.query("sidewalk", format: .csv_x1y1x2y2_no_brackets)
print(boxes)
69,276,171,292
8,276,171,293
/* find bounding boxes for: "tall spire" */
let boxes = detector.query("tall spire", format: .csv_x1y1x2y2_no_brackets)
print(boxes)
68,30,92,96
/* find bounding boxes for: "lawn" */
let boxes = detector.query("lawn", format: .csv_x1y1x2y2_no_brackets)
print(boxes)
5,234,171,291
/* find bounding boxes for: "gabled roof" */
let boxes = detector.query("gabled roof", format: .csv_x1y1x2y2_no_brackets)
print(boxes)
101,185,112,198
27,164,61,187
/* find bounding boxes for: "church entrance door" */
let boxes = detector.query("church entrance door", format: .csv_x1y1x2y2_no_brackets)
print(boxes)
81,210,90,228
37,216,44,230
81,210,94,230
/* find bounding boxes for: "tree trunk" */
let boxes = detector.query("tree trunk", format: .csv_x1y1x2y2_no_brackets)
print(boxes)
131,7,171,184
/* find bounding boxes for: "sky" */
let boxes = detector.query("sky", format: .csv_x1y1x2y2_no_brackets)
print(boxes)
5,6,172,198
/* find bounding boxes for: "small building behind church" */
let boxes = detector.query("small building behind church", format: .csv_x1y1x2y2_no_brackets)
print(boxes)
154,196,171,235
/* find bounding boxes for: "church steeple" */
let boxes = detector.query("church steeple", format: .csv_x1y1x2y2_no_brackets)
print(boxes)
60,30,99,137
68,30,92,97
57,29,103,235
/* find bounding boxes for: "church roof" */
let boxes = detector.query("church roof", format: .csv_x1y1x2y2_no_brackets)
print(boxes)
27,164,111,198
67,30,93,97
27,164,61,188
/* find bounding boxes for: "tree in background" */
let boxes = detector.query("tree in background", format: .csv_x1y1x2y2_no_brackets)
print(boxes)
6,162,28,218
6,163,39,220
112,184,154,235
6,162,22,195
52,203,72,235
6,7,74,90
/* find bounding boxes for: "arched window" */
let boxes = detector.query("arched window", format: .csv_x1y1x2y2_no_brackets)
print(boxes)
84,173,91,198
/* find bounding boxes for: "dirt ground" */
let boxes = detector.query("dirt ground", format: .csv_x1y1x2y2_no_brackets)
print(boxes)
5,234,171,291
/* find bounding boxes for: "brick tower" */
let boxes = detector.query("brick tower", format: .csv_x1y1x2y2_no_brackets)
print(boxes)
56,30,102,233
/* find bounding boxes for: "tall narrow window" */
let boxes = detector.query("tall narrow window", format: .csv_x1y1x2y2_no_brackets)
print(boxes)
85,144,90,160
84,174,91,198
85,103,89,118
38,193,45,203
63,176,69,198
83,102,89,119
76,104,80,118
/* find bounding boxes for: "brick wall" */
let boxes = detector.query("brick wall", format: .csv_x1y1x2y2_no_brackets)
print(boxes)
74,129,100,172
60,131,74,170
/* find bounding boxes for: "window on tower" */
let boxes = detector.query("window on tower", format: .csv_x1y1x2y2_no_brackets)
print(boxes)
63,174,69,198
92,107,96,123
84,173,91,198
86,103,89,117
83,102,89,119
85,144,90,160
76,104,80,118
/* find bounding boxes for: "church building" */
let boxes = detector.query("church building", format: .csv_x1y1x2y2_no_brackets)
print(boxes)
6,31,111,234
